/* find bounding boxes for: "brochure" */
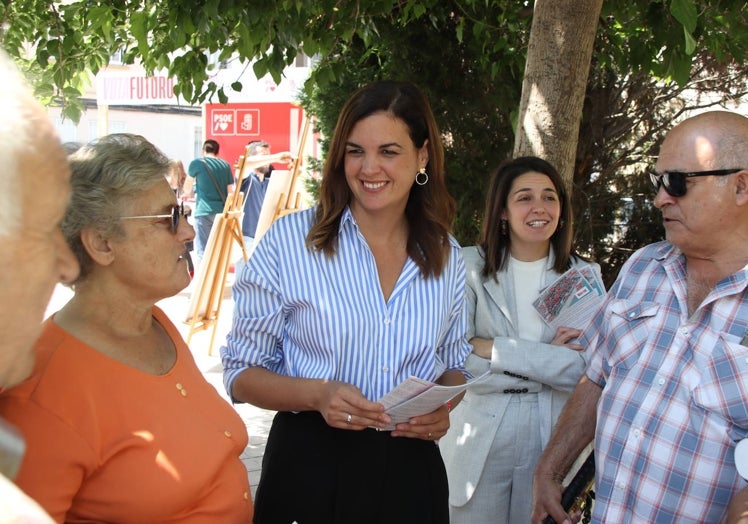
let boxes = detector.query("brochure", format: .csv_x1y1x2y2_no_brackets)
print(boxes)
532,265,606,332
375,371,490,430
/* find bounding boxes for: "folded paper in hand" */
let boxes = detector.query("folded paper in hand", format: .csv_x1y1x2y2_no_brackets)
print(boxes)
532,265,605,332
375,371,490,430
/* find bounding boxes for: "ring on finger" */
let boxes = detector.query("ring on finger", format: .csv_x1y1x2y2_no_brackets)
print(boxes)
346,413,352,424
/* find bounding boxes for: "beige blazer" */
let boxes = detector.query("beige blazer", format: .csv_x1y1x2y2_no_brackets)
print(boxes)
439,245,599,507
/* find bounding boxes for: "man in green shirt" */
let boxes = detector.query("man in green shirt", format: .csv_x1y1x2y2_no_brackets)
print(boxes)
186,139,234,261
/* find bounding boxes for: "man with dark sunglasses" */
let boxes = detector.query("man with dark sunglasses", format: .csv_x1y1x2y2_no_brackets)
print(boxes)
532,111,748,524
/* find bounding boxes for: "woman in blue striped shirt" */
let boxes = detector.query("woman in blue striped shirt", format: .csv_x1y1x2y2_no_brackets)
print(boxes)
221,80,472,524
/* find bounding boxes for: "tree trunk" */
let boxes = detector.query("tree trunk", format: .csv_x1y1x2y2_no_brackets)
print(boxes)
514,0,603,190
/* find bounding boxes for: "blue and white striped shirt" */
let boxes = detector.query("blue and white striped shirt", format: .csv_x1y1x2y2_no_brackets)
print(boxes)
221,206,471,402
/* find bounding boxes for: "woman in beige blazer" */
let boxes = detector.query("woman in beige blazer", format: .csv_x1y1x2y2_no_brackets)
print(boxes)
440,157,601,524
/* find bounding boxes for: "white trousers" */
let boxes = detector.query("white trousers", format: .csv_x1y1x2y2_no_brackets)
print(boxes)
449,394,542,524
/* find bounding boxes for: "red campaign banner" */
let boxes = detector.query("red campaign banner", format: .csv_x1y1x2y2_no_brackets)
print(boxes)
205,102,304,170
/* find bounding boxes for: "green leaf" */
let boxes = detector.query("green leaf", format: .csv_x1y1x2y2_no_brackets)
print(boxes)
671,52,692,85
670,0,697,32
130,11,150,55
683,25,696,55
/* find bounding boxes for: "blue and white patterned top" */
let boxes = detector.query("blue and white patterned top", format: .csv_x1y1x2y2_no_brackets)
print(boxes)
221,206,471,402
584,240,748,523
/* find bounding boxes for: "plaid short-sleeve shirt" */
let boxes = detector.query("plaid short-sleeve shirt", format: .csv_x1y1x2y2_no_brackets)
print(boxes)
584,241,748,523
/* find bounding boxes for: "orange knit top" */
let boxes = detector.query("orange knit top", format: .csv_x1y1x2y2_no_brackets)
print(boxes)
0,307,252,523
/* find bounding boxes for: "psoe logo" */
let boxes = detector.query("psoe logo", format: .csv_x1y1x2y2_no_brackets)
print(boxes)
237,109,260,135
212,111,235,134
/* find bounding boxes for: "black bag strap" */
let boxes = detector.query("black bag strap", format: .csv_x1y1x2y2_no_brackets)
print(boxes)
201,158,227,202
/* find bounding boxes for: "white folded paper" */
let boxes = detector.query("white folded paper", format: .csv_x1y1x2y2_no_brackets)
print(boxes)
375,371,490,430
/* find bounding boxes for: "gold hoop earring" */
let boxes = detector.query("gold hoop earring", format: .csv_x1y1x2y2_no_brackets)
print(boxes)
415,167,429,186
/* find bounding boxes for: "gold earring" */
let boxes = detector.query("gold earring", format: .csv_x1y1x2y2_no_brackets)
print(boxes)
415,167,429,186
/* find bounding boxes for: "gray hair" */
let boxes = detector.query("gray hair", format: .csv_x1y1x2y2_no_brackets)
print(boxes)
0,50,35,235
717,133,748,171
714,129,748,188
64,133,171,281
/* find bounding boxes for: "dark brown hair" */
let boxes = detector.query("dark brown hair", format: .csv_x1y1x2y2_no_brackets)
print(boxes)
307,80,455,278
203,139,220,154
480,156,574,278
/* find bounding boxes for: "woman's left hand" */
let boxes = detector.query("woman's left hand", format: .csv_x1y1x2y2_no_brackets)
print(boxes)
551,326,583,351
391,403,450,441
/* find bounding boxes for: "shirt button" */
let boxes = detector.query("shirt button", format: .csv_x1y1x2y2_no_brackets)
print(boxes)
244,491,250,500
633,428,641,438
628,312,636,319
616,481,625,489
224,430,232,438
384,318,391,324
679,326,689,335
382,365,389,372
657,377,665,386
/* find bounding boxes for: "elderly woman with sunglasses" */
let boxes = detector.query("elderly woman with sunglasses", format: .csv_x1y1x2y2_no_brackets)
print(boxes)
0,134,253,523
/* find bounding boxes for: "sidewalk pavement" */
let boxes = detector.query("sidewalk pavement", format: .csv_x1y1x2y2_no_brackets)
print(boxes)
44,272,275,499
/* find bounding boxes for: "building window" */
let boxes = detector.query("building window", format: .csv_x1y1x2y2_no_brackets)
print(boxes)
110,49,125,65
194,126,203,157
55,118,77,144
294,53,310,68
88,119,98,141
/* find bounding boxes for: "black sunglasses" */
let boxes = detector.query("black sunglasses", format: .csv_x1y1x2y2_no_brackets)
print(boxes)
120,203,187,234
649,168,743,197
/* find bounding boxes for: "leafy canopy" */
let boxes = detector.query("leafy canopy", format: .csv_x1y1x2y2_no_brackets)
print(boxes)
3,0,743,122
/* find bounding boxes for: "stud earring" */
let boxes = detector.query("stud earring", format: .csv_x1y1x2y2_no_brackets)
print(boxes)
500,219,508,235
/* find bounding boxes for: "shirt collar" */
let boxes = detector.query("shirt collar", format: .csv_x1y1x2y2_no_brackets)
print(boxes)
655,240,748,291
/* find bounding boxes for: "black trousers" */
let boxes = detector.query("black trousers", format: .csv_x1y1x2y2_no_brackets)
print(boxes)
253,411,449,524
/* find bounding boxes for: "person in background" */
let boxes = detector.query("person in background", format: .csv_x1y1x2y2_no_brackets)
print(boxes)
185,139,234,262
0,133,253,523
166,158,194,276
0,47,80,524
532,111,748,524
167,158,187,195
232,141,293,276
439,156,599,524
221,80,472,524
238,140,293,254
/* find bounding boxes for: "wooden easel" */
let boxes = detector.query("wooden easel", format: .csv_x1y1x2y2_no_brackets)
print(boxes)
184,147,253,354
274,115,311,219
252,115,313,243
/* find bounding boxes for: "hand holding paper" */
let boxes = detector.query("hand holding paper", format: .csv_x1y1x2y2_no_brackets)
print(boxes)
375,371,490,430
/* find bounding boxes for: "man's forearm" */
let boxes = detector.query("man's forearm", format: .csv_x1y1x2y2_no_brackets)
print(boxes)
537,375,601,480
728,486,748,524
